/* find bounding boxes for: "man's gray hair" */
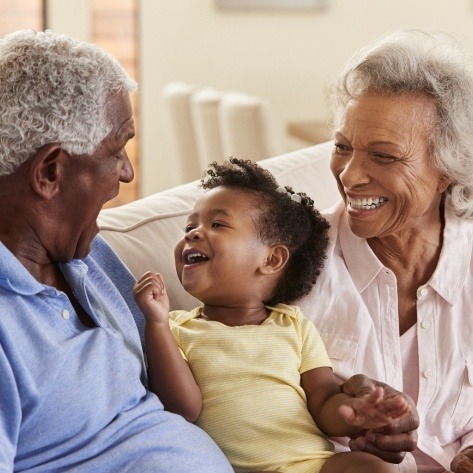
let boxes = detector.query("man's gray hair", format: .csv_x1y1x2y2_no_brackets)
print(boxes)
331,29,473,219
0,29,138,176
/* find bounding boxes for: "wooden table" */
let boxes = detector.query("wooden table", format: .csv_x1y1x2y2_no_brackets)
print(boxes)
286,119,332,145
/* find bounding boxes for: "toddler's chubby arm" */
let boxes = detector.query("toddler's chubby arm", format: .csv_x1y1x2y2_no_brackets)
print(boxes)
133,272,202,422
302,367,410,438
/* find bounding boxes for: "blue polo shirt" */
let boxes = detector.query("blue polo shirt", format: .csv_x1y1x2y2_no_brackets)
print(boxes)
0,236,232,473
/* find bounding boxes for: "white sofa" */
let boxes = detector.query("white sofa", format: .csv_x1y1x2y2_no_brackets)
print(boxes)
98,141,339,310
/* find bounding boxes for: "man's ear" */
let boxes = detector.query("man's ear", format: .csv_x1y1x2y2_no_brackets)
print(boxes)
29,143,66,200
259,244,290,275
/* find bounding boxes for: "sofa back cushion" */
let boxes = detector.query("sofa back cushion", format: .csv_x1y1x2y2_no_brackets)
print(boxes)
98,141,339,310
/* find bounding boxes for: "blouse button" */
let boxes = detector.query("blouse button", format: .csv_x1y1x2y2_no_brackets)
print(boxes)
62,309,70,320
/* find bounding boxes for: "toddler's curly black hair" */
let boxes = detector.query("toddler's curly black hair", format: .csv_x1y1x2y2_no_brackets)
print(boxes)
200,158,330,306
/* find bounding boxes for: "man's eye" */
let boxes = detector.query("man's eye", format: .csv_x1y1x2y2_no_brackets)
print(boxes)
334,143,351,155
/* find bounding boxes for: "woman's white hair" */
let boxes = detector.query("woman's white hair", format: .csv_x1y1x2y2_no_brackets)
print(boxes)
331,29,473,219
0,29,138,176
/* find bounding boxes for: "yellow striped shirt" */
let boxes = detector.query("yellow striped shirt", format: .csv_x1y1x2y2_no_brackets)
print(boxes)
170,303,335,473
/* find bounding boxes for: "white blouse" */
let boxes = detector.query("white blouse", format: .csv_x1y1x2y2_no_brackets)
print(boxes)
298,198,473,472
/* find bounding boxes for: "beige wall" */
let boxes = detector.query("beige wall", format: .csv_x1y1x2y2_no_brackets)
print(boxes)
46,0,90,41
47,0,473,196
139,0,473,195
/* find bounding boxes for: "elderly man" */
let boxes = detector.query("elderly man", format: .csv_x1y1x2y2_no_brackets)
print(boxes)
0,30,232,472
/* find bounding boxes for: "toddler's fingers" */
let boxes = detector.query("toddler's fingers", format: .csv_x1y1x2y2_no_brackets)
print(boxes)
339,404,357,424
380,396,410,419
363,386,385,405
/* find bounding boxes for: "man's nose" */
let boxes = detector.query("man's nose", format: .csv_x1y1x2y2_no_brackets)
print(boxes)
119,149,134,183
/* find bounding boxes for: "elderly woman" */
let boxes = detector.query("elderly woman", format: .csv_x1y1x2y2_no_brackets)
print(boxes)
0,30,232,472
299,30,473,473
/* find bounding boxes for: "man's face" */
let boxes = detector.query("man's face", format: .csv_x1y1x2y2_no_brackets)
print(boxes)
57,91,135,260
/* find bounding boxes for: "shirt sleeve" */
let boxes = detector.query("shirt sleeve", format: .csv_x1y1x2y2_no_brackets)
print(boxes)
298,309,333,374
89,235,145,347
0,344,20,471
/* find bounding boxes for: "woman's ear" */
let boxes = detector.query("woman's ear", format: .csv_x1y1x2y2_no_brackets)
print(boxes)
29,143,66,200
437,173,453,194
259,244,290,275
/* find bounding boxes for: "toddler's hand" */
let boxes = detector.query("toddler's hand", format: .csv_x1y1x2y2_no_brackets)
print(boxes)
339,386,410,430
133,272,170,324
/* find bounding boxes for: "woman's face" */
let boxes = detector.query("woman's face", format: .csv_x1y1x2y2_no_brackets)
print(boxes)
330,92,451,240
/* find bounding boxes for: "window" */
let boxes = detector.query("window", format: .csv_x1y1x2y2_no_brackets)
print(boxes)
93,0,139,208
0,0,44,36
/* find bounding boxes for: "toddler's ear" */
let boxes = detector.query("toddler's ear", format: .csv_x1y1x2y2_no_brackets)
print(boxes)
259,245,289,275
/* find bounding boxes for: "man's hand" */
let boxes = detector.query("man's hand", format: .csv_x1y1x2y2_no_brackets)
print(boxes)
451,447,473,472
342,374,419,464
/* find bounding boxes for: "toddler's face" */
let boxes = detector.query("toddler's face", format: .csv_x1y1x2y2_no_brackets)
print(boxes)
174,187,270,305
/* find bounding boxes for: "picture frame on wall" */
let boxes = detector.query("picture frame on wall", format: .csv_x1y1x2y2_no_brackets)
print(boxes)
215,0,328,11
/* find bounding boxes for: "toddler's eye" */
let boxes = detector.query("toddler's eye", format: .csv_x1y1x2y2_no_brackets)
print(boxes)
211,221,223,228
184,225,195,233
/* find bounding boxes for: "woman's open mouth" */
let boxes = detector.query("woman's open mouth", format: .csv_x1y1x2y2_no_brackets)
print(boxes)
347,196,388,210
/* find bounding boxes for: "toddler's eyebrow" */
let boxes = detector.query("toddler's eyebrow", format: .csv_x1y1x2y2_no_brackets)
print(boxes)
187,208,232,221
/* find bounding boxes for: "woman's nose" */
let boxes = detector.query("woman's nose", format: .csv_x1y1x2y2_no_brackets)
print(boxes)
337,152,370,189
119,149,134,183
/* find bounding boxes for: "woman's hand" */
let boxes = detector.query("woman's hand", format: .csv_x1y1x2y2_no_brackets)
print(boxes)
342,374,419,464
133,271,170,324
451,447,473,472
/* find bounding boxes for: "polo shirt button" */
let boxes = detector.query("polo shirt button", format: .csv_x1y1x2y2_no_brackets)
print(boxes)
62,309,70,320
423,369,432,378
421,321,431,329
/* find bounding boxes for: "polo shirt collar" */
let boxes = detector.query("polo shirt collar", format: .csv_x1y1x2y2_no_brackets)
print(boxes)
0,242,45,295
0,241,89,296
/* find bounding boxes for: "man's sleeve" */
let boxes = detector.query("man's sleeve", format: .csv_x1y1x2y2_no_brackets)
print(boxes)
0,344,20,472
89,235,145,347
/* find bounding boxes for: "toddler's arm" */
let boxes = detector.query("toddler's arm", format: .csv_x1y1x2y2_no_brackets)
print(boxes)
133,272,202,422
302,367,410,438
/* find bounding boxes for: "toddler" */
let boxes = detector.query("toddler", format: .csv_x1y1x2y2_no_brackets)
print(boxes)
134,158,410,473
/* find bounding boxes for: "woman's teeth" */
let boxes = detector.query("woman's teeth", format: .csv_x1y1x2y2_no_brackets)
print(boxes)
348,197,387,210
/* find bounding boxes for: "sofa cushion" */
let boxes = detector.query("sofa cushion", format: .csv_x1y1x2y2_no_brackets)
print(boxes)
98,141,339,310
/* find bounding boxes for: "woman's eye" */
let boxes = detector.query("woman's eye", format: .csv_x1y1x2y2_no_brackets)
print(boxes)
373,153,396,164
